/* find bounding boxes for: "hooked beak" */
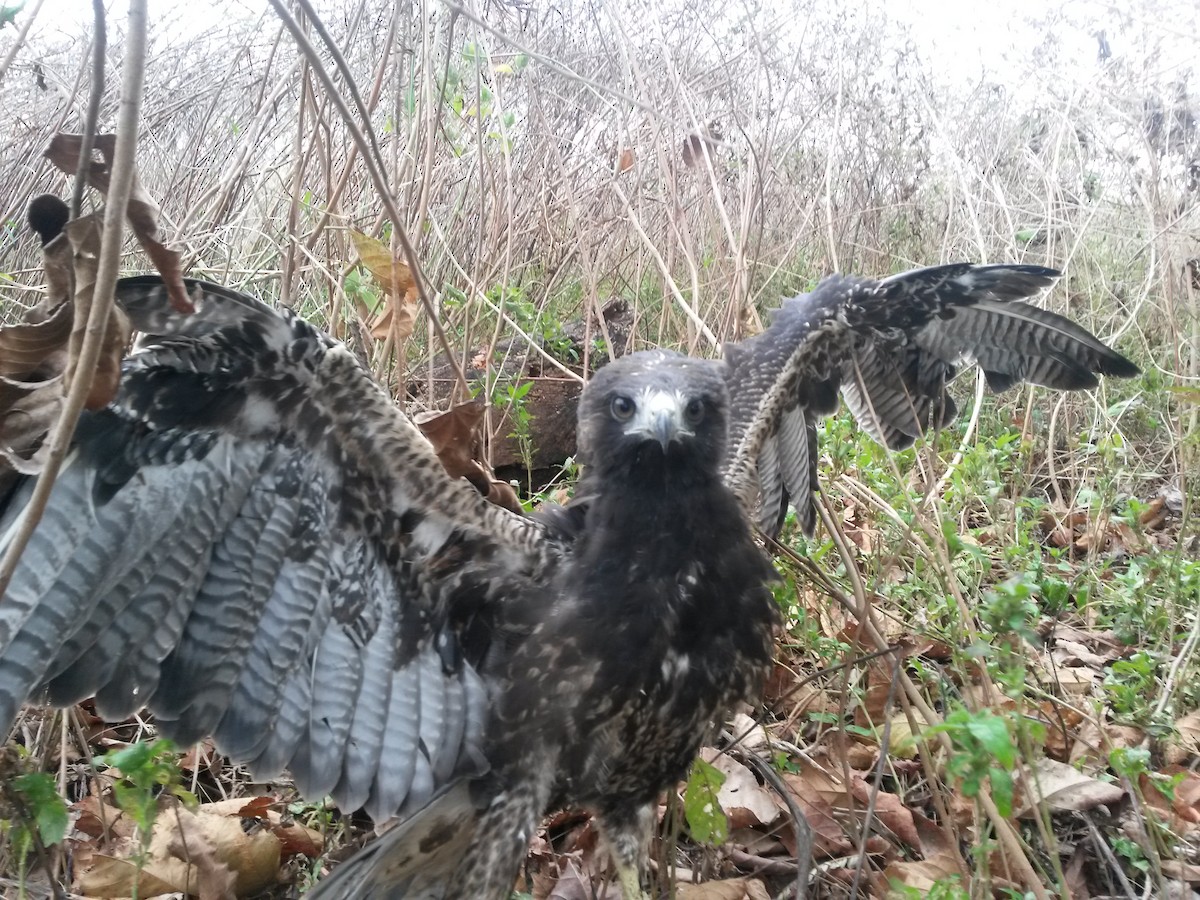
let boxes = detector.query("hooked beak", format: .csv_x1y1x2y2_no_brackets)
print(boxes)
627,391,690,450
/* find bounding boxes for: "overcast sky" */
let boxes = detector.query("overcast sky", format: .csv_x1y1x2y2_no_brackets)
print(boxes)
10,0,1198,96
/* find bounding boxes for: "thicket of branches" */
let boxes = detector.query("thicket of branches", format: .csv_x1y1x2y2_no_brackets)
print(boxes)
1,2,1199,897
2,0,1195,365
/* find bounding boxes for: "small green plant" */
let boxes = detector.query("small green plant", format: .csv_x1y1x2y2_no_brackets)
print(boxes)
1,771,68,888
682,757,728,846
98,740,196,863
1111,834,1151,874
500,379,535,480
498,288,578,364
980,573,1041,645
1103,651,1166,731
344,267,382,314
926,707,1019,816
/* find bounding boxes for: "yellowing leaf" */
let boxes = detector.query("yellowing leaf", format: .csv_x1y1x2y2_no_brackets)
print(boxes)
350,230,419,343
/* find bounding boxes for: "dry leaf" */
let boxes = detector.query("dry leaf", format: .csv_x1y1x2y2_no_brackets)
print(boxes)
72,800,285,898
1160,861,1200,883
351,230,419,343
676,878,770,900
415,401,525,515
727,712,772,754
1070,720,1145,767
881,854,965,892
63,213,131,410
779,768,893,858
1013,757,1125,817
44,132,191,314
169,814,239,900
699,749,779,830
1165,710,1200,766
75,854,184,898
0,300,72,377
416,400,487,479
882,709,930,759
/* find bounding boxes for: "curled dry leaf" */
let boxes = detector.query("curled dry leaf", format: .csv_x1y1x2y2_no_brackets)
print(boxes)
1141,767,1200,831
416,399,487,478
779,768,893,859
415,401,525,515
70,797,313,898
0,299,71,377
1,197,73,380
350,229,419,343
0,201,70,489
727,712,772,753
64,214,132,410
44,132,192,314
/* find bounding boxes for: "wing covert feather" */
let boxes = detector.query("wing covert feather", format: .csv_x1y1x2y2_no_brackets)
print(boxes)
0,276,559,822
722,264,1138,537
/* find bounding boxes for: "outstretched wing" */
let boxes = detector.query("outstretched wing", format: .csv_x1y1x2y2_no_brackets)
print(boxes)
0,277,556,822
723,263,1139,536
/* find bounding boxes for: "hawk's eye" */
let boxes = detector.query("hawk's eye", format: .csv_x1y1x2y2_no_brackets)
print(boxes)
684,398,705,426
611,395,636,421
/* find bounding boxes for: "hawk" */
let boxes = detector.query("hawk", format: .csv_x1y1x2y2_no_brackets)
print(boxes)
0,264,1137,897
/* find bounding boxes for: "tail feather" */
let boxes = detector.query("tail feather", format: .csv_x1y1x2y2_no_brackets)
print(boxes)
308,782,478,900
309,777,547,900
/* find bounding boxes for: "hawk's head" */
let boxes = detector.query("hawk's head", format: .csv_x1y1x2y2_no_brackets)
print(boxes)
577,350,728,481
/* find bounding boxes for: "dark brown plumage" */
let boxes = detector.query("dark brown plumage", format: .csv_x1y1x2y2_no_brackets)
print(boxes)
0,262,1137,898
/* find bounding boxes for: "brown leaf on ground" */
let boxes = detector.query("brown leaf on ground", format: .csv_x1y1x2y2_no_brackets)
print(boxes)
779,767,896,859
351,230,419,343
1160,861,1200,883
1164,710,1200,766
699,749,779,830
911,809,960,860
881,709,931,760
881,854,966,893
762,662,839,720
44,132,191,313
1051,637,1116,670
1070,719,1145,768
169,814,239,900
847,779,921,850
542,862,623,900
1137,495,1168,529
180,737,221,776
1142,767,1200,832
726,713,773,754
76,855,184,898
1013,757,1126,817
675,878,771,899
72,795,135,841
72,799,288,898
1030,700,1086,760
